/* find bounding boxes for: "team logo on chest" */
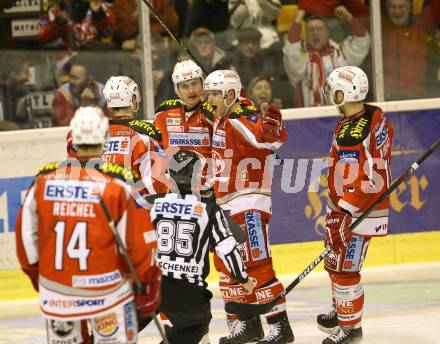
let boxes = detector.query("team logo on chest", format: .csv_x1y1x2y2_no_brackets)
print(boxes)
105,137,130,154
212,150,225,174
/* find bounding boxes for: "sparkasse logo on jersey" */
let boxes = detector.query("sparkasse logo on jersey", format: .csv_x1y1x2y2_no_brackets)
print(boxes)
44,180,104,203
245,211,267,261
168,133,210,147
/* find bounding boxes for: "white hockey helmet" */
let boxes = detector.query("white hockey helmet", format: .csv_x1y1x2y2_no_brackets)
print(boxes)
172,60,204,97
70,106,109,146
103,76,140,112
203,70,242,104
325,66,369,106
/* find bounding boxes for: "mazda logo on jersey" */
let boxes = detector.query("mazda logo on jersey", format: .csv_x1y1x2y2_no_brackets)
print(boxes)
72,270,122,288
44,180,104,203
245,211,267,261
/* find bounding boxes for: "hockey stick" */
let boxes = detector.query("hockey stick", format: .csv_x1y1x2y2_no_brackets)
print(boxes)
98,197,169,344
225,136,440,317
140,0,209,75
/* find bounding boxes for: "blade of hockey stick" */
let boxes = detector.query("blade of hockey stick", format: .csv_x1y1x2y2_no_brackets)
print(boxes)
99,197,169,344
225,136,440,316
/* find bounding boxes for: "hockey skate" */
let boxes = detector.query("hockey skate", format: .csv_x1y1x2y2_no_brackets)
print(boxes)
317,307,339,334
219,316,264,344
322,327,363,344
257,313,294,344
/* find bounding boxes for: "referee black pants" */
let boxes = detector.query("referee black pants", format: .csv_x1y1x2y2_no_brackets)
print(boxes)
139,276,213,344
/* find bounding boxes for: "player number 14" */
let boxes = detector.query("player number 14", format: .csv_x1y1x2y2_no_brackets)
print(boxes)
54,221,90,271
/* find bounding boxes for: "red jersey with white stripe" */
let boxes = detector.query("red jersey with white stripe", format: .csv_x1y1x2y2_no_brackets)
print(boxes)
327,104,394,236
154,99,214,160
15,160,156,320
211,103,287,217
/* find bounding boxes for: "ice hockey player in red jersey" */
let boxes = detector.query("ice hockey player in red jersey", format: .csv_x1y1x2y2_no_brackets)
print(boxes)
102,76,168,195
204,70,294,344
318,66,394,344
154,60,214,163
15,107,161,344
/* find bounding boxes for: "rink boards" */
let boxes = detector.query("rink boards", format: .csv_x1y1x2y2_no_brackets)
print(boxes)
0,99,439,298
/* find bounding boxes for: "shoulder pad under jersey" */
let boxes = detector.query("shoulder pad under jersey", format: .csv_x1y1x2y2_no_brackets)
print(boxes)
336,107,374,147
143,193,168,210
229,104,260,121
127,119,162,142
37,161,61,176
201,101,215,122
155,98,182,113
98,161,140,183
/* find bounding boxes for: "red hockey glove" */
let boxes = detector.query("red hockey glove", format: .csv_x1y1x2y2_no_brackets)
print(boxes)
261,103,282,142
325,210,352,253
135,265,162,317
22,263,39,292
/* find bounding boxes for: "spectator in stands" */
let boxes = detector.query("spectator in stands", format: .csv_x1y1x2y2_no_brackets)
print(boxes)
190,27,232,74
283,5,370,107
247,75,283,108
297,0,369,18
228,27,268,88
52,59,107,126
0,57,31,126
427,23,440,98
39,0,115,50
229,0,282,49
112,0,179,45
382,0,440,100
178,0,229,38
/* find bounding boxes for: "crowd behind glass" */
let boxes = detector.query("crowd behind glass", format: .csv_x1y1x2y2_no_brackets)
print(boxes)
0,0,439,130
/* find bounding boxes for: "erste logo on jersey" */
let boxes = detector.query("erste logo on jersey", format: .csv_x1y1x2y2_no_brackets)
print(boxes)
374,120,389,149
153,198,205,218
212,130,226,149
245,211,267,261
168,133,210,147
44,180,105,203
105,137,130,155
